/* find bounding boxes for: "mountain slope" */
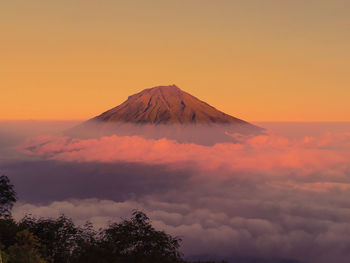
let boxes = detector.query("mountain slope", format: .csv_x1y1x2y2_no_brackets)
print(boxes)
93,85,249,125
68,85,264,145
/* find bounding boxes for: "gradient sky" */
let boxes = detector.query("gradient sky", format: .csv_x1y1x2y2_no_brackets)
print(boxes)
1,0,349,121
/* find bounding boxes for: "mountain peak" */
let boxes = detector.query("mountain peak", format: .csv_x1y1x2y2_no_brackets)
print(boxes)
128,85,181,100
93,85,250,125
69,85,264,145
147,84,180,91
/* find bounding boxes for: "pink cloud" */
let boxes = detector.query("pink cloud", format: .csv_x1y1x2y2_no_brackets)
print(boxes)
19,132,350,175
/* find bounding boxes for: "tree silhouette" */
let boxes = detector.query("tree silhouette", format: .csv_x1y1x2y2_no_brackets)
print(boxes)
0,175,17,218
19,215,80,263
75,210,183,263
105,210,183,262
6,230,45,263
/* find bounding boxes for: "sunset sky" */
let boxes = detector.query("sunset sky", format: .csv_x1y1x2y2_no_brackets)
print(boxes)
1,0,349,121
2,2,350,262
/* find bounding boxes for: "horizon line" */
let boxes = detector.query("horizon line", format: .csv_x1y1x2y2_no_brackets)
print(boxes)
1,119,350,123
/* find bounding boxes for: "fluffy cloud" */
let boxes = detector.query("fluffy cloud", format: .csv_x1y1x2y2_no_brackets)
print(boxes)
19,132,350,175
11,130,350,263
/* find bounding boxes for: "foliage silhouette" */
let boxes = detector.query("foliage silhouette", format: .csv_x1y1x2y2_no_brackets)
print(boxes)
19,215,81,263
6,230,45,263
98,210,183,263
0,175,17,218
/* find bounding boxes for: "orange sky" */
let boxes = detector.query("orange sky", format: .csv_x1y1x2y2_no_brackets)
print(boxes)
1,0,349,121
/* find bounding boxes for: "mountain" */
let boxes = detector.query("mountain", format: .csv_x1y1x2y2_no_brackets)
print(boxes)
93,85,249,125
68,85,264,145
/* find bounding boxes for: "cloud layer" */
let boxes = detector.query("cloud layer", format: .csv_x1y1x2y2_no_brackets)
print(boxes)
20,131,350,174
10,129,350,263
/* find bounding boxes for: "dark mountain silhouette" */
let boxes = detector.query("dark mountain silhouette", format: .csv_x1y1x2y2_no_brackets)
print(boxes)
68,85,264,145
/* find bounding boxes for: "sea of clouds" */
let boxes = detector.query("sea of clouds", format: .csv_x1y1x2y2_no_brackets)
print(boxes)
2,122,350,263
